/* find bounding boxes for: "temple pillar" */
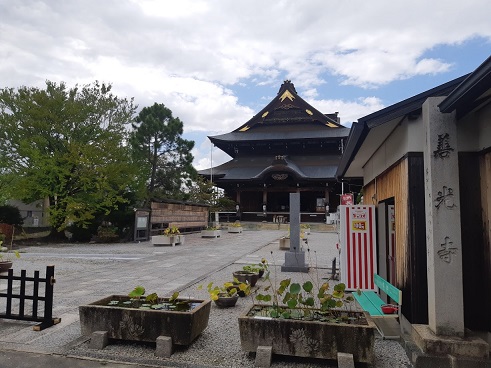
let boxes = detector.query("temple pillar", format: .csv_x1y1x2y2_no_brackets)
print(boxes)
412,96,488,363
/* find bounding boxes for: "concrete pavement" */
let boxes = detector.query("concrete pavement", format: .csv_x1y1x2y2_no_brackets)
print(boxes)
0,229,412,367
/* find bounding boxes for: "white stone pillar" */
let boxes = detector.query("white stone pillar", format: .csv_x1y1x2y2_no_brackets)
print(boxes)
423,97,464,337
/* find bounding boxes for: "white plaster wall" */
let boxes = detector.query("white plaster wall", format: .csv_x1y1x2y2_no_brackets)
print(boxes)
363,117,421,183
359,101,490,184
407,116,425,151
477,103,491,150
456,102,491,152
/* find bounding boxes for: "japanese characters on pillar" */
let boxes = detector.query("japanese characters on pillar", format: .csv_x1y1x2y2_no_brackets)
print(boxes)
432,132,459,264
423,96,464,337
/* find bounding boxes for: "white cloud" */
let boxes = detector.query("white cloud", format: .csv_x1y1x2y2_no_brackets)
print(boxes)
1,0,490,171
308,97,386,126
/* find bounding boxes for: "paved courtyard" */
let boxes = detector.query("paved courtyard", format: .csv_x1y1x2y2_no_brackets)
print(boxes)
0,229,412,367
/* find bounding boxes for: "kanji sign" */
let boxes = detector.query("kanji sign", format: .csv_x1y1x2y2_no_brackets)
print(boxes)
341,193,354,205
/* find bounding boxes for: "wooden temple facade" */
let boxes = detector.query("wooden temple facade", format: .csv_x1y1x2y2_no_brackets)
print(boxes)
199,81,355,223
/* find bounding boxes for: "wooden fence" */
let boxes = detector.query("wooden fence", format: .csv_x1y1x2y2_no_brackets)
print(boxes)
0,265,60,331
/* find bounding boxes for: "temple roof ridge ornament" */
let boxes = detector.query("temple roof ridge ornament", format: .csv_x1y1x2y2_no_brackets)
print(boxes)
232,80,342,133
278,80,297,94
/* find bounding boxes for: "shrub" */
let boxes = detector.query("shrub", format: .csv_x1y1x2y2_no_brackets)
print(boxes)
0,205,24,226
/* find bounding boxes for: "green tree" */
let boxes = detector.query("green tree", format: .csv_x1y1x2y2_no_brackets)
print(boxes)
0,81,141,238
130,103,196,202
187,176,236,212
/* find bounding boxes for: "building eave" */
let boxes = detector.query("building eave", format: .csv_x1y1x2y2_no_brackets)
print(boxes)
439,55,491,115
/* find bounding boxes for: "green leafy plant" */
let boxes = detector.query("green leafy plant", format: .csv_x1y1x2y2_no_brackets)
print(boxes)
113,286,185,311
242,265,261,273
204,226,219,231
253,251,351,321
229,221,242,227
199,279,251,301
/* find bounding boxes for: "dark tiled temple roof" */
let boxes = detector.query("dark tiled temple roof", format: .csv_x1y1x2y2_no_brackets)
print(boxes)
210,124,350,144
209,81,349,157
199,154,342,181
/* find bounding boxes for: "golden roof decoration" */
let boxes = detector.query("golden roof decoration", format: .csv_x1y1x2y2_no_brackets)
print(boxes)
279,90,295,102
262,111,269,118
239,125,250,132
306,109,313,116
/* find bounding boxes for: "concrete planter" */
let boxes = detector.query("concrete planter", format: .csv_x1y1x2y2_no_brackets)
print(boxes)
227,226,243,233
279,237,290,250
152,235,183,246
0,261,13,273
279,237,307,251
239,306,375,364
79,295,211,346
201,229,222,238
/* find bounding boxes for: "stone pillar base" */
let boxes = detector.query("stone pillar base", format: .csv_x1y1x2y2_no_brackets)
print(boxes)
413,324,489,359
281,251,309,273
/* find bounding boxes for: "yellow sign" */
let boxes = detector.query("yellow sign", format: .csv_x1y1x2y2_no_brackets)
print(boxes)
352,220,367,231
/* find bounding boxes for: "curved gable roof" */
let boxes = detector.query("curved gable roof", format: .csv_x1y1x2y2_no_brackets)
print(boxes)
234,80,342,132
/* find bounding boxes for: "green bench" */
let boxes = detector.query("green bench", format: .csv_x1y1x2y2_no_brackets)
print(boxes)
352,274,402,339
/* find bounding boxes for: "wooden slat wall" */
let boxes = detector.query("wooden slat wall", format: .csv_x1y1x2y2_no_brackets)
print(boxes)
363,159,409,287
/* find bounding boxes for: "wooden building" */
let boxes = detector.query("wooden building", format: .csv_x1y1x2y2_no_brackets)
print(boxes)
199,81,356,223
337,56,491,354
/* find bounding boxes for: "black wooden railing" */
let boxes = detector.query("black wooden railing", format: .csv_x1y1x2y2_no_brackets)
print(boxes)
0,265,60,330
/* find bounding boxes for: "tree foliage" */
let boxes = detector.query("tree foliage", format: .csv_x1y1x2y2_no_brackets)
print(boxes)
130,103,196,201
0,81,141,237
187,176,236,212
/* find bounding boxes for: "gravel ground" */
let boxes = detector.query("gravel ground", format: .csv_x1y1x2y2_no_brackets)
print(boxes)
63,233,412,368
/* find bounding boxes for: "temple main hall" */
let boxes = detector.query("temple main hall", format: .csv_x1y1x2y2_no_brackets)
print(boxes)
199,80,354,223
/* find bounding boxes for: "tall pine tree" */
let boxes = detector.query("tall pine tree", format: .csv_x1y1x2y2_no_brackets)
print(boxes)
130,103,196,202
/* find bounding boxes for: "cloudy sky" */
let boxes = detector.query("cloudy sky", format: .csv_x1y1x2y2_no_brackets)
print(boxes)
1,0,490,170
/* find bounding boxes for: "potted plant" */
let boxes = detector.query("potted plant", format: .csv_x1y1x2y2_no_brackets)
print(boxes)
79,286,211,349
238,253,376,365
227,221,243,233
201,226,222,238
199,280,251,308
243,258,268,278
279,235,290,250
279,230,307,250
300,223,311,235
0,232,20,273
152,226,183,246
233,269,259,287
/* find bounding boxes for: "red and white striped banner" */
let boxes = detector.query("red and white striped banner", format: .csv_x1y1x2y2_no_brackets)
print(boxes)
339,205,377,291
